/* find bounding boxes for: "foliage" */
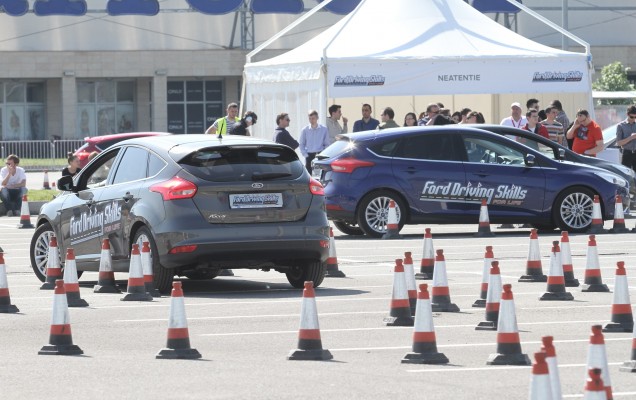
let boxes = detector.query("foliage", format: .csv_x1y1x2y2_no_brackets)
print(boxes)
26,189,57,202
593,61,635,105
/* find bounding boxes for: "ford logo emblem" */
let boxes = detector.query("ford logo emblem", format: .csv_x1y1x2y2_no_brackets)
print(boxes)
251,183,264,189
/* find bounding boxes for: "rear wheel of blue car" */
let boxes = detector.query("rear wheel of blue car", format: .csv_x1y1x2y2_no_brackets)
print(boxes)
553,187,596,233
334,221,365,236
357,191,406,238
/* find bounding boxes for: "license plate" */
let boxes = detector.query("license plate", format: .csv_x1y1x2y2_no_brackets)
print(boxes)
229,193,283,209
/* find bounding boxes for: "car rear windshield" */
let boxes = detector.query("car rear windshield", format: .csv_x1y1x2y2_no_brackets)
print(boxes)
317,139,352,159
179,145,305,182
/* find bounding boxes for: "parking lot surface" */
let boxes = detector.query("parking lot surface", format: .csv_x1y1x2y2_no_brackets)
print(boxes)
1,218,635,399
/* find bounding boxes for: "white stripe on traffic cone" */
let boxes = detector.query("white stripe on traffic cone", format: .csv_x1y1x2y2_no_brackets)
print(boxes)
610,195,629,233
403,252,417,315
529,351,554,400
0,252,19,313
382,200,401,239
62,248,88,307
38,280,83,355
156,281,201,359
582,235,610,292
17,195,34,229
585,325,613,400
587,195,606,234
121,244,153,302
620,318,636,372
93,238,121,293
519,229,547,282
40,235,62,290
487,284,531,365
542,336,563,400
540,241,574,301
476,261,502,331
384,259,414,326
416,228,434,280
473,246,494,307
141,241,161,297
584,368,607,400
431,249,459,313
603,262,633,333
474,199,494,237
288,281,333,360
560,231,580,287
326,227,345,277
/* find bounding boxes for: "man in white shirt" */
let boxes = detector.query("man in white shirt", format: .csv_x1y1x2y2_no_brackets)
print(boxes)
299,110,331,173
500,102,527,129
0,154,28,216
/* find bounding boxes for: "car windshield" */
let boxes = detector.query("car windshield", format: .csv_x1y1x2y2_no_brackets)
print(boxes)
180,145,305,182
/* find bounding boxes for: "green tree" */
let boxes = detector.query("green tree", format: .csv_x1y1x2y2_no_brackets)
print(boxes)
593,61,635,105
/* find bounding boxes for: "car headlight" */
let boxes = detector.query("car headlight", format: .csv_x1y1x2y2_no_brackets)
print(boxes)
594,171,628,188
615,164,636,178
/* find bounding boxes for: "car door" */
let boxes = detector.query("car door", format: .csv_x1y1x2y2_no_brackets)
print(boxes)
391,131,467,219
59,148,122,266
95,146,149,262
460,133,546,218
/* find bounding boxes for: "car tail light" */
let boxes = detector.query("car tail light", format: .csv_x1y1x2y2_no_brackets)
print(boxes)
169,245,198,254
331,158,374,173
309,178,324,195
150,176,198,200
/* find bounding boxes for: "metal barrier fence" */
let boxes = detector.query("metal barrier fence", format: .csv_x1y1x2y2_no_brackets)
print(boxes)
0,140,84,171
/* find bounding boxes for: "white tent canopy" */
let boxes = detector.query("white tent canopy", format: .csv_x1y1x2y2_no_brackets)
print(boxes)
244,0,592,138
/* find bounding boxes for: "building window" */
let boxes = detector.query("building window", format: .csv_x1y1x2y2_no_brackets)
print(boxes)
167,80,223,134
77,80,136,137
0,81,46,141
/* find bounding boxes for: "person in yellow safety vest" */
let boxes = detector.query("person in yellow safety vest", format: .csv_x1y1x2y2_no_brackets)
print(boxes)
205,102,240,137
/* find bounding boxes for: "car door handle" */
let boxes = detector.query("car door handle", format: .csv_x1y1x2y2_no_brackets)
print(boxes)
122,193,134,202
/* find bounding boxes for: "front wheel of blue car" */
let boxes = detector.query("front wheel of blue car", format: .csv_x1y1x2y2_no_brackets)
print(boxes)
553,187,596,233
357,190,406,238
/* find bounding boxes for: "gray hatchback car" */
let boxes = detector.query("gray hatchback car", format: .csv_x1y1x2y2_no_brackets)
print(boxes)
30,134,330,293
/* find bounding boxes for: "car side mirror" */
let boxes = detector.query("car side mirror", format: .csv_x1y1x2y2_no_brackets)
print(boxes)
558,148,566,160
524,153,536,167
57,175,75,192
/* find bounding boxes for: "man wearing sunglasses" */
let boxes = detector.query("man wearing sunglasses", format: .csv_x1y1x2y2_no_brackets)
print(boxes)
616,105,636,172
0,154,27,217
566,109,604,157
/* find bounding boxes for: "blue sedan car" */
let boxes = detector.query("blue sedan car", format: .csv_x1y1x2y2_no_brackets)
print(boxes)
313,126,630,237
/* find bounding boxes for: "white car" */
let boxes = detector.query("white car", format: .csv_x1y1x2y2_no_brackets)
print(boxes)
597,123,621,164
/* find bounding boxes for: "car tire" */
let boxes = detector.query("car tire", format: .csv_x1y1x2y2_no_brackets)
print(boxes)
553,186,596,233
333,221,365,236
30,222,83,282
356,190,406,238
286,260,326,289
133,226,174,294
183,269,220,280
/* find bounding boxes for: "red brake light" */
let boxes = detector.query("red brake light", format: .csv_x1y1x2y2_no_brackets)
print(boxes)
309,178,324,195
331,158,375,173
150,176,198,200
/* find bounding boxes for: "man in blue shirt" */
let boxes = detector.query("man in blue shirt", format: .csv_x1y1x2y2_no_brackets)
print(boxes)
299,110,330,173
353,103,380,132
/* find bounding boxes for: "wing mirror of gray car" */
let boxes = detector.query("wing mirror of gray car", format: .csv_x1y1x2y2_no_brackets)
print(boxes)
558,148,566,160
524,154,536,167
57,175,75,192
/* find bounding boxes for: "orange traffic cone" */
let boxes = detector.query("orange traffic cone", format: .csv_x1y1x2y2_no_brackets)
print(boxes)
121,244,153,302
587,195,607,234
473,246,495,307
401,284,449,364
519,229,547,282
326,227,345,277
476,261,502,331
288,281,333,360
0,251,19,313
582,235,610,292
528,352,553,400
141,242,161,297
474,199,495,237
609,195,629,233
403,252,417,315
17,195,34,229
156,281,201,359
431,249,459,312
602,262,633,333
93,239,121,293
542,336,563,400
560,231,580,287
585,325,613,400
487,284,531,365
584,368,608,400
384,259,414,326
62,248,88,307
38,280,83,355
40,235,62,290
416,228,434,280
382,200,401,239
620,319,636,372
540,241,574,301
42,170,51,190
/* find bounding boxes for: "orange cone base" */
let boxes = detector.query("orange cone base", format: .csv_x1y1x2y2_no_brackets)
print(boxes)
218,269,234,276
383,315,414,327
620,361,636,372
475,321,497,331
93,284,121,294
539,291,574,301
486,352,531,365
518,274,547,283
0,304,19,313
38,344,83,356
401,351,449,364
581,284,610,292
415,272,433,280
564,278,580,287
156,348,202,360
287,348,333,361
602,321,633,333
431,302,460,312
472,299,486,308
121,292,153,301
382,231,401,240
326,268,346,278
